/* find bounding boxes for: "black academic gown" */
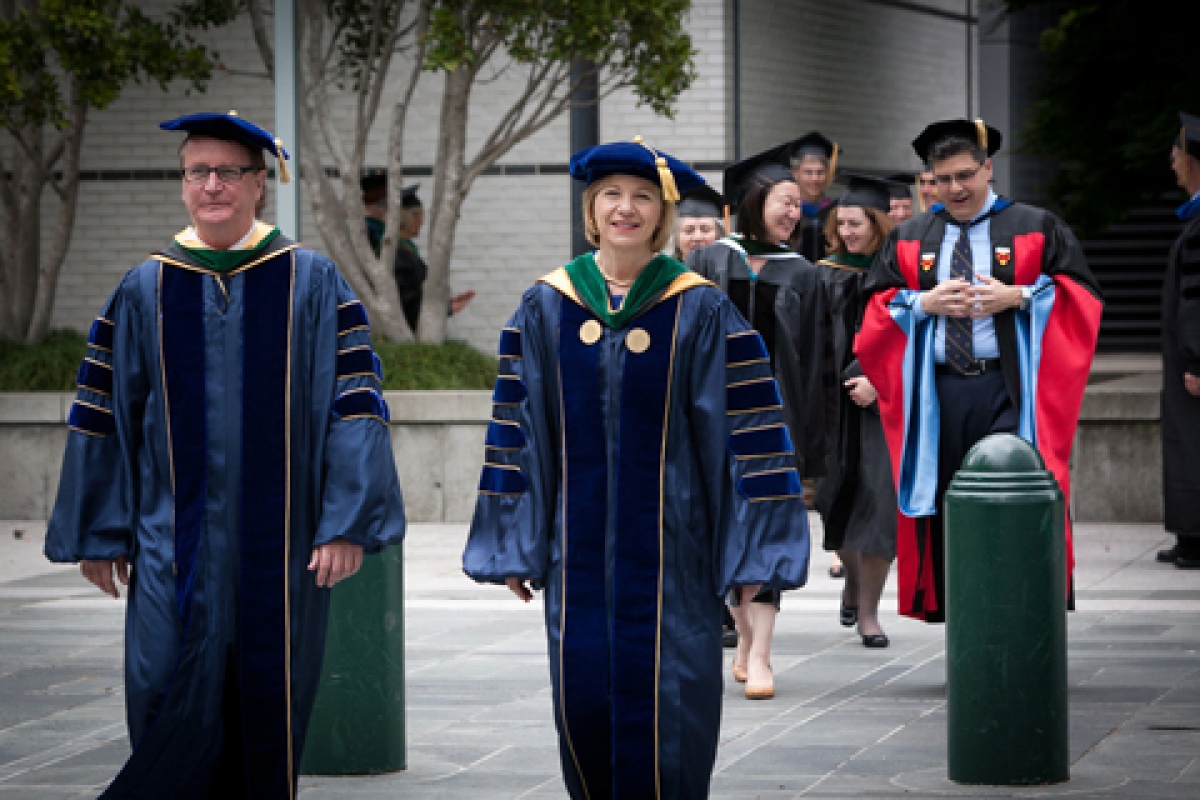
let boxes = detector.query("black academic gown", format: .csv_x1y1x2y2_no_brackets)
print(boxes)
814,254,897,558
365,218,426,331
687,237,833,480
791,199,835,263
1162,211,1200,537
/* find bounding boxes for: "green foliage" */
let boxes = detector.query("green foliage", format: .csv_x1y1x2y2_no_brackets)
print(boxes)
0,330,87,391
1000,0,1200,234
373,338,497,390
0,0,240,131
0,332,496,391
423,0,695,118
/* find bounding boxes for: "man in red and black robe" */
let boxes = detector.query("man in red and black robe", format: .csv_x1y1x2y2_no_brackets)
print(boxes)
855,118,1102,623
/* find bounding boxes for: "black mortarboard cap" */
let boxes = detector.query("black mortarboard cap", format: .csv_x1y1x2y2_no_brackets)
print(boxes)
360,171,421,207
885,172,916,200
911,118,1003,164
1178,112,1200,159
789,130,836,162
677,185,724,220
722,142,797,209
836,173,893,213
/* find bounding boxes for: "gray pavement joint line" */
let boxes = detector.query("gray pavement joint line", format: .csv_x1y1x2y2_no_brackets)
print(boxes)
0,721,125,785
1068,662,1192,769
795,700,947,797
713,642,946,775
404,624,542,677
1077,537,1173,591
513,774,564,799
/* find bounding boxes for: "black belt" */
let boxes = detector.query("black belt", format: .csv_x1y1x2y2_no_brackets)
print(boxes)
935,358,1003,377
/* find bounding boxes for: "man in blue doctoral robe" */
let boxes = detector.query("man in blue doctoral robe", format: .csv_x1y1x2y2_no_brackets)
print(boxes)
44,112,406,799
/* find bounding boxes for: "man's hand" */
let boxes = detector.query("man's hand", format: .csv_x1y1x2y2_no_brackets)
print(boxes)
967,275,1023,318
1185,372,1200,397
308,540,364,588
505,576,533,603
845,376,877,408
921,278,973,317
81,557,129,599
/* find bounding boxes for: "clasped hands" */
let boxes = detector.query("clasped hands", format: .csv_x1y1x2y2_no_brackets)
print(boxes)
922,275,1022,318
79,540,364,598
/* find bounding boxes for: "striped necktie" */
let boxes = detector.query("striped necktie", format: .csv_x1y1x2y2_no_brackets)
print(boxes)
944,226,975,373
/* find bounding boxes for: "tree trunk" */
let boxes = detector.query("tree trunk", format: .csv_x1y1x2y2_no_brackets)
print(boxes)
0,122,45,343
417,65,474,344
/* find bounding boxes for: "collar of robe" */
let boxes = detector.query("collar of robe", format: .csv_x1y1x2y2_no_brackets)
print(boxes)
820,251,875,270
175,222,281,273
933,196,1013,229
565,252,686,329
728,233,794,257
1176,191,1200,221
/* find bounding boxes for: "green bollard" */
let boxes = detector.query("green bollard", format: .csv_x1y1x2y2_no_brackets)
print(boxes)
301,546,406,775
944,433,1068,786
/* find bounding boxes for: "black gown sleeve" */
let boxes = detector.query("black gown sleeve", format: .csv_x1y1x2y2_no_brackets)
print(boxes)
1175,226,1200,373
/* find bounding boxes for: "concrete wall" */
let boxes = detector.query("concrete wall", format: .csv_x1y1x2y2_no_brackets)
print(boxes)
2,378,1167,525
0,391,490,524
736,0,975,171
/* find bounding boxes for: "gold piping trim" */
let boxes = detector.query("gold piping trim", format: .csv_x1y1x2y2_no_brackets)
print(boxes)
654,299,682,798
149,243,301,277
337,386,379,397
490,418,521,426
479,490,526,497
77,384,111,398
483,462,522,471
727,376,775,389
284,252,296,798
337,344,371,355
156,263,178,582
498,354,523,360
87,343,113,354
748,493,803,503
484,445,521,452
338,299,363,310
338,324,370,335
732,422,786,435
743,467,797,478
726,404,783,416
67,425,109,438
557,350,589,798
502,326,520,333
726,330,758,339
816,258,869,273
735,452,794,461
660,271,714,301
71,398,113,414
726,357,770,369
84,357,113,370
338,413,387,423
337,371,379,381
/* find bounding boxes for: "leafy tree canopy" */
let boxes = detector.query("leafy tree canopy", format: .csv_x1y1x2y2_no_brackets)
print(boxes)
0,0,239,131
1001,0,1200,234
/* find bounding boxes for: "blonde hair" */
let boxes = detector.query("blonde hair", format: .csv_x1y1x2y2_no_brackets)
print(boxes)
824,206,895,257
582,177,677,253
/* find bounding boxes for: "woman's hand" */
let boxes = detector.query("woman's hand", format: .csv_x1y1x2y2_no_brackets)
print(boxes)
506,577,534,602
845,376,877,407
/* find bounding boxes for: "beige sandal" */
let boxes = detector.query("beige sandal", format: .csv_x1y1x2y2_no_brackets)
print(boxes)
744,664,774,699
731,659,748,683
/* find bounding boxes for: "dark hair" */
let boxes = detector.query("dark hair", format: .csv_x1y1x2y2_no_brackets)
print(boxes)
926,135,984,167
927,135,987,168
737,178,794,243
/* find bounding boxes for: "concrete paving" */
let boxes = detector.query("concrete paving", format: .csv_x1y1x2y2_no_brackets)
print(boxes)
1,518,1197,799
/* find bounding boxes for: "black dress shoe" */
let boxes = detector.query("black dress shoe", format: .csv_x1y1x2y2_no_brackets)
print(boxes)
861,632,890,648
722,627,738,648
829,563,845,579
1175,555,1200,570
1157,545,1178,563
839,603,858,627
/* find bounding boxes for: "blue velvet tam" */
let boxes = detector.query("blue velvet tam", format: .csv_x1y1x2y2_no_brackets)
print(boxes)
160,111,292,183
569,137,705,202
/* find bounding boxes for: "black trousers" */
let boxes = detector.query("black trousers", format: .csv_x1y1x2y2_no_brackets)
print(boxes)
923,369,1017,622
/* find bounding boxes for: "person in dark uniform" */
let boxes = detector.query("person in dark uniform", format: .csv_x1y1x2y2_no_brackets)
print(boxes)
687,143,831,698
814,174,898,647
787,131,840,262
362,173,474,332
1159,111,1200,569
856,118,1102,623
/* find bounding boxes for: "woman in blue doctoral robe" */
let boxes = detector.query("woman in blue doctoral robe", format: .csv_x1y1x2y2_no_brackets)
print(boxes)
45,222,406,799
463,138,811,799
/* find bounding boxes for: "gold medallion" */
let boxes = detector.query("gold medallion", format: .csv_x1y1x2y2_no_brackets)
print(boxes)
626,327,651,354
579,319,602,345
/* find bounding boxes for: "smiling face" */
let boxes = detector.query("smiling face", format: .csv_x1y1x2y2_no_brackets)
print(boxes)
589,174,663,253
836,205,876,255
932,152,992,223
761,181,803,244
791,155,828,203
677,216,720,259
180,136,265,248
889,196,913,222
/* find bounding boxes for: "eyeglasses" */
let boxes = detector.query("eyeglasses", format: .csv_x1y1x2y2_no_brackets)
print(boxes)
182,165,261,184
932,163,984,187
918,177,938,187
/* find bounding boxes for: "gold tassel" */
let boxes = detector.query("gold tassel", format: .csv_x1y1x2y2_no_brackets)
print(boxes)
723,204,732,233
914,174,924,212
656,156,680,203
827,143,839,189
974,118,988,151
274,137,291,184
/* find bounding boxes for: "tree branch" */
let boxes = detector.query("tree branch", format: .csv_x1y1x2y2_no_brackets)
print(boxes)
244,0,275,79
